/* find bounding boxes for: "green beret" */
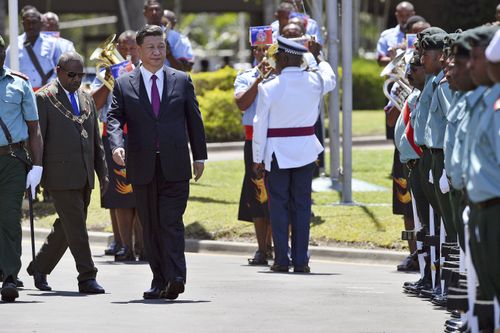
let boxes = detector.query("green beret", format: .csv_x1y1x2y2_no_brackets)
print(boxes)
417,27,446,41
0,35,4,48
421,33,447,50
451,31,472,56
466,25,499,47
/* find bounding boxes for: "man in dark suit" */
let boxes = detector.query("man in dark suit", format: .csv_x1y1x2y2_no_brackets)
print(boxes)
26,52,109,294
107,25,207,300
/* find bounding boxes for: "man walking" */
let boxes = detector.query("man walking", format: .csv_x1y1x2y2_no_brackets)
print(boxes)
107,25,207,300
27,52,108,294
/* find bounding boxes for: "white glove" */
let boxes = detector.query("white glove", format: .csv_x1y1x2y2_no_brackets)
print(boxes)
439,169,450,194
26,165,43,199
462,206,470,224
429,169,434,184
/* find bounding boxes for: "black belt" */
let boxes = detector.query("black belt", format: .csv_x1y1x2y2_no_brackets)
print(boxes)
474,197,500,210
0,142,24,156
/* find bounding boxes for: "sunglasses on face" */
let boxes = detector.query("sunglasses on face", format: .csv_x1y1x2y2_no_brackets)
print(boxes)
59,67,85,78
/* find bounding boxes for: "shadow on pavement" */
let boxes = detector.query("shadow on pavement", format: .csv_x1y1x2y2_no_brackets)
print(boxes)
111,299,211,305
97,260,149,265
257,271,340,276
0,300,44,304
27,291,87,297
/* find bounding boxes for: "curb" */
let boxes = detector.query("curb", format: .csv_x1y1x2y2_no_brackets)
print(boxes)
207,136,391,153
23,227,406,265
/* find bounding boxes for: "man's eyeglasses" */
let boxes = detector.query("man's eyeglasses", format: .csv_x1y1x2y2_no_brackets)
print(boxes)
59,67,85,78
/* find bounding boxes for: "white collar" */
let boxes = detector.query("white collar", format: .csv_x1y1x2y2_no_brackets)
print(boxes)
57,79,78,96
281,66,303,73
140,65,164,83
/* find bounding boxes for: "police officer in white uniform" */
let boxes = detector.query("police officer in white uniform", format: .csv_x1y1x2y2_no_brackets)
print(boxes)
252,36,335,273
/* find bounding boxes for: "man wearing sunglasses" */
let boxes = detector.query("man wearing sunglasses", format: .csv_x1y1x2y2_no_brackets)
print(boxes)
26,51,109,294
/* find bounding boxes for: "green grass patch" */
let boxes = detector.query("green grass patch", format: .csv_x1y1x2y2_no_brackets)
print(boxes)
324,110,386,137
24,148,405,250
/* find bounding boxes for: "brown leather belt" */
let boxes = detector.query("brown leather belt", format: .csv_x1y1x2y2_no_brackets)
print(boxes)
474,197,500,210
0,142,24,156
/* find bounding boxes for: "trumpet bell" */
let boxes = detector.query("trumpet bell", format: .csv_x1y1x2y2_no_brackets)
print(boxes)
380,50,406,77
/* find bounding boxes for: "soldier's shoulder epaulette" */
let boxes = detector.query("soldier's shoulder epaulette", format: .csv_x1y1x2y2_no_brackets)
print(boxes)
10,70,29,81
494,98,500,112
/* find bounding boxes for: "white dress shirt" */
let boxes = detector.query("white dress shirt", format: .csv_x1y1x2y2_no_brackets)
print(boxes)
140,65,164,102
57,79,80,111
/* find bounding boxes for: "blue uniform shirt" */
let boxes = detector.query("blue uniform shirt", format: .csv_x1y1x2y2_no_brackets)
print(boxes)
413,75,436,146
0,67,38,146
234,67,260,126
424,71,453,148
450,86,488,189
395,89,421,163
163,28,192,67
90,72,111,123
377,25,405,58
5,33,62,89
444,91,466,178
466,83,500,203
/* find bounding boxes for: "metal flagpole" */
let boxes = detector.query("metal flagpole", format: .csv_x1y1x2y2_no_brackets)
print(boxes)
326,0,341,190
8,0,19,71
341,0,352,203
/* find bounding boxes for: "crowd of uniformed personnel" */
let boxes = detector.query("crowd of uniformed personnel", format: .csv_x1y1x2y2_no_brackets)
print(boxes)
0,0,195,302
378,2,500,332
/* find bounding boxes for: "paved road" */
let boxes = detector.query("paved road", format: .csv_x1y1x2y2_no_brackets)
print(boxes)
1,243,449,333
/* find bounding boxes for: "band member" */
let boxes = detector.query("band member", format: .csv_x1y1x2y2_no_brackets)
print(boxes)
107,25,207,300
91,30,144,262
5,7,62,91
252,36,335,272
234,45,272,265
0,34,43,302
27,52,108,294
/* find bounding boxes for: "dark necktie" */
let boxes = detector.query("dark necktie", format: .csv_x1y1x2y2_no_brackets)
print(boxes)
69,92,80,116
151,74,160,118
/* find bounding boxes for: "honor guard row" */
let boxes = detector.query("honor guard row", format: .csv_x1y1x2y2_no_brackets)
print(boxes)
388,20,500,332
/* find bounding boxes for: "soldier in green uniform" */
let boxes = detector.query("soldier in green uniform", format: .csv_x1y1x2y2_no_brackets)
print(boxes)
0,34,43,302
465,26,500,330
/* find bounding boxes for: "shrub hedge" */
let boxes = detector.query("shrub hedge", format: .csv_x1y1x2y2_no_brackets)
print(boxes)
190,59,385,142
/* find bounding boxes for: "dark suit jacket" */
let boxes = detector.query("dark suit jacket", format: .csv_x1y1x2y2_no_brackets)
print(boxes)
37,81,107,190
106,66,207,185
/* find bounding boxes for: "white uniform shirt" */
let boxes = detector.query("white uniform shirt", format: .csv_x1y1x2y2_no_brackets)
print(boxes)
253,61,335,171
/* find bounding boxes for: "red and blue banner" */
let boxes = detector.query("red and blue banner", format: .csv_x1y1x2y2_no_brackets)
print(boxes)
110,60,134,79
249,26,273,46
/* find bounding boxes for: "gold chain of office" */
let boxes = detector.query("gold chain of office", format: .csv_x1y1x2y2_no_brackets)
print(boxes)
42,84,91,139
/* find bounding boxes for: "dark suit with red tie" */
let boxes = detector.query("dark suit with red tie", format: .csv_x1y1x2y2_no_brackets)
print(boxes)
106,65,207,291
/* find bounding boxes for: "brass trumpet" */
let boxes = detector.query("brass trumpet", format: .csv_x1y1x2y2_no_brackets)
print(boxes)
255,43,278,79
380,51,413,111
90,34,125,91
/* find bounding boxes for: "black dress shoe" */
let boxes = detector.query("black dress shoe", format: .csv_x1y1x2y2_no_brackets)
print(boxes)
1,281,19,302
78,279,105,294
270,264,289,272
293,265,311,273
248,251,268,266
143,286,165,299
104,241,121,256
397,255,419,272
32,271,52,291
115,247,136,262
165,278,185,300
16,277,24,288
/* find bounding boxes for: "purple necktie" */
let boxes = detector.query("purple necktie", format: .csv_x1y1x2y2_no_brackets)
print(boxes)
151,74,160,117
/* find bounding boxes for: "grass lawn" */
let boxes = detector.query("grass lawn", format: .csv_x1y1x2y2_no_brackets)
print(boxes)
24,147,406,250
324,110,386,137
